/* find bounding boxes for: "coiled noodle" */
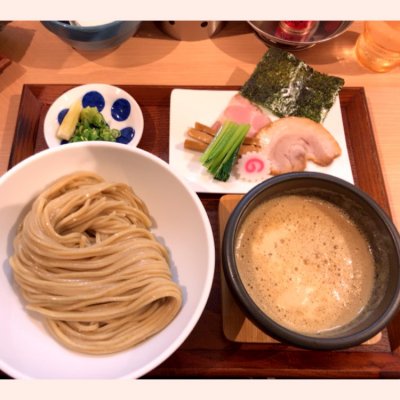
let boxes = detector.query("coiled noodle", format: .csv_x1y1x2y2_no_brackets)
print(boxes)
10,172,182,355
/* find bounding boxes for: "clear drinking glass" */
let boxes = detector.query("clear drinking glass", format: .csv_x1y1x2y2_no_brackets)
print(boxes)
355,21,400,72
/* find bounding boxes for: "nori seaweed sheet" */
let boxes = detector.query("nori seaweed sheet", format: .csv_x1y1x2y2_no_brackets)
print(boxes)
240,47,345,122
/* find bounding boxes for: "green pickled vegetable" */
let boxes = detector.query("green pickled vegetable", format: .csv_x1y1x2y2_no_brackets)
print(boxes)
67,106,121,143
80,106,107,128
200,121,250,182
240,47,344,122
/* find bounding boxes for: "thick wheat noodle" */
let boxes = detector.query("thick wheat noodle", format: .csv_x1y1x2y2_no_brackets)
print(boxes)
9,171,182,355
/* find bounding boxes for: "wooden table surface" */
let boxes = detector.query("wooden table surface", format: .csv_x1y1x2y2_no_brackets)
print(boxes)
0,21,399,229
1,20,400,379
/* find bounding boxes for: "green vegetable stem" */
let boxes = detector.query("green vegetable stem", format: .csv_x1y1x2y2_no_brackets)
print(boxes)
200,121,250,181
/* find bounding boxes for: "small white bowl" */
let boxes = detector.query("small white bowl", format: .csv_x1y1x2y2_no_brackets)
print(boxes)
0,142,215,378
44,83,144,148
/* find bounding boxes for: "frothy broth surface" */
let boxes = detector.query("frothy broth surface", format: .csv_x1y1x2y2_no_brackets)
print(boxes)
235,194,375,335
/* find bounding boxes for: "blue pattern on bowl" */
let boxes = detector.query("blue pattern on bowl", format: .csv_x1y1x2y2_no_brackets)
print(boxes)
58,108,69,124
117,127,135,144
82,91,105,112
111,98,131,121
45,83,144,149
55,90,136,145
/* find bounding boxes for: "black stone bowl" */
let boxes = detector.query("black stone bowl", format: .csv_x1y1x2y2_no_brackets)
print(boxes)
222,172,400,350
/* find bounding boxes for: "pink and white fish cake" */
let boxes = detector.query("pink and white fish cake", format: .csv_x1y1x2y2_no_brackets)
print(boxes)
236,151,271,182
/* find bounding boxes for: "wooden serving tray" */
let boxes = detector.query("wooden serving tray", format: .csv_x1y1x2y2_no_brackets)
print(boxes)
5,84,400,379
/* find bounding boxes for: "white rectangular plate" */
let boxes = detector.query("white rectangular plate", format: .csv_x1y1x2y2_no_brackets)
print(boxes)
169,89,354,194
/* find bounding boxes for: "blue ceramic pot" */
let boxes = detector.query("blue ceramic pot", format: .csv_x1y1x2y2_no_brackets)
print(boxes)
41,21,142,51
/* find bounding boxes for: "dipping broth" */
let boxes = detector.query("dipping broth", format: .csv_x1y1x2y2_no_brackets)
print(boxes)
235,194,375,335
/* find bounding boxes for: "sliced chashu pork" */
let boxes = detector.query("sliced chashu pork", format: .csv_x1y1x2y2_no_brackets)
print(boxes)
257,116,341,175
212,93,271,138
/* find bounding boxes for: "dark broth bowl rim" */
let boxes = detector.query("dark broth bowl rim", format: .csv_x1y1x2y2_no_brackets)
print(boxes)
222,171,400,350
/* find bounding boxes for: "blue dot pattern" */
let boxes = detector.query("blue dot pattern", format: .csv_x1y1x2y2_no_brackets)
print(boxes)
111,98,131,121
82,91,105,112
117,127,135,144
58,108,69,124
55,91,137,146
